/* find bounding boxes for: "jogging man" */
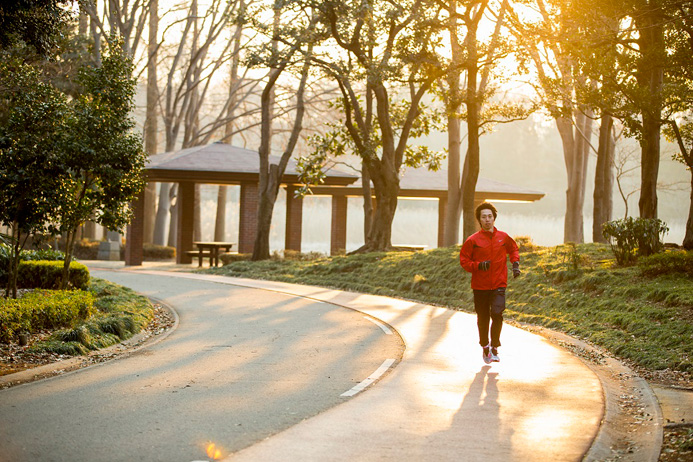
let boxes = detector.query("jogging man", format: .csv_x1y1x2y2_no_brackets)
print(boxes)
459,202,520,363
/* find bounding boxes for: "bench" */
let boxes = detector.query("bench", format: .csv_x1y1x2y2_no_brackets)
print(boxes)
190,242,235,267
184,250,213,267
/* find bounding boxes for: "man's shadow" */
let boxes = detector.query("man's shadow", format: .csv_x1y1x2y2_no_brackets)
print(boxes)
427,365,512,459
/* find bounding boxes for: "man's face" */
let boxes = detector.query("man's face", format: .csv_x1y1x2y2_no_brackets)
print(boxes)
479,209,495,232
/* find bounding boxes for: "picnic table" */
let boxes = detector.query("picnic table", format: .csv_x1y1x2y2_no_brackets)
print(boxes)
190,241,235,267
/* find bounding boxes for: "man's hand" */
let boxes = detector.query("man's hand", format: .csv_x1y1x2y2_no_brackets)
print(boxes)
478,260,491,271
512,261,521,278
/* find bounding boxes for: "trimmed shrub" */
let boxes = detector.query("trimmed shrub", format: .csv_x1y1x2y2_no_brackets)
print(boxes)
0,290,95,342
220,253,251,265
639,250,693,278
143,243,175,260
0,246,66,285
17,260,90,290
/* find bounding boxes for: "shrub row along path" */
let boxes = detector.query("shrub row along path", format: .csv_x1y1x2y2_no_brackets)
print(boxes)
0,263,647,461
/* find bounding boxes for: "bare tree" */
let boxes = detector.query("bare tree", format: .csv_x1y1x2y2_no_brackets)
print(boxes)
214,0,245,241
79,0,151,60
143,0,159,243
151,0,260,245
592,114,616,242
442,0,528,243
507,0,594,243
305,0,446,252
248,1,320,260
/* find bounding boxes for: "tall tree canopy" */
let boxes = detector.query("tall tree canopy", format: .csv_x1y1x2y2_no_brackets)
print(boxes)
0,0,71,56
56,39,147,288
301,0,446,252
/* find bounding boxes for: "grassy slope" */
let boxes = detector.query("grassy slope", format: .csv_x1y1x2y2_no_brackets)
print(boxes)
206,244,693,375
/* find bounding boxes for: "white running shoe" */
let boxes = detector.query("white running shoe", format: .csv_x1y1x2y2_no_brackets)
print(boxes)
490,347,500,362
483,345,492,364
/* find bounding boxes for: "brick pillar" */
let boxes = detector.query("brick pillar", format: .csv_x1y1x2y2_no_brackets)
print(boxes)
285,185,303,252
176,181,195,264
331,195,348,255
438,196,447,248
124,189,145,266
239,182,259,254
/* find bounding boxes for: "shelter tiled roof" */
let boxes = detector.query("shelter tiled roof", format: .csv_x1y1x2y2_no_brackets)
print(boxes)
145,142,357,185
145,142,544,202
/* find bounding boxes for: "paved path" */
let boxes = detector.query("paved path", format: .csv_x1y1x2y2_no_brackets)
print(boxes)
190,273,605,462
0,270,402,462
91,266,605,461
1,264,616,461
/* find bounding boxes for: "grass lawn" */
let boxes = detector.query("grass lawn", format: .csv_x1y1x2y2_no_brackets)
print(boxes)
205,243,693,380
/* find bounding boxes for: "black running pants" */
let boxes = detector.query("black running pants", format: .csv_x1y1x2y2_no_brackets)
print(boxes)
473,287,506,348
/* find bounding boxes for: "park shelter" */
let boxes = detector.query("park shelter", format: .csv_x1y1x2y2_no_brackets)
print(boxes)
124,143,544,265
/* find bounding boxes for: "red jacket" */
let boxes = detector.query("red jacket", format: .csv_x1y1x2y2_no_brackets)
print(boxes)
459,227,519,290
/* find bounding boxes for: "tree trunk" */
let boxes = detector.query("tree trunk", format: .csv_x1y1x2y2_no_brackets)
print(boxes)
461,23,481,242
59,230,77,290
253,167,279,259
167,183,178,247
639,112,661,219
143,0,159,244
153,183,170,245
5,223,22,299
684,173,693,250
570,107,593,243
251,25,312,260
194,184,201,241
214,5,243,241
635,7,664,219
361,163,373,239
593,114,614,243
361,79,402,252
363,158,399,250
558,109,591,244
444,0,463,246
214,186,227,241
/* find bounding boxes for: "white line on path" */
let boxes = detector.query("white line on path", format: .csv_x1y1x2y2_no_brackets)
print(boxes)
363,316,393,335
340,359,396,397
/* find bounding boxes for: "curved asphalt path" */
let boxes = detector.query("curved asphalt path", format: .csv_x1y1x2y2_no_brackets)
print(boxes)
4,263,662,461
0,269,403,462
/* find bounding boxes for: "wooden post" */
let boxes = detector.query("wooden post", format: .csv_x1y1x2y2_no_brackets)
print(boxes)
285,185,303,252
331,195,348,255
124,189,145,266
176,181,195,264
239,182,259,254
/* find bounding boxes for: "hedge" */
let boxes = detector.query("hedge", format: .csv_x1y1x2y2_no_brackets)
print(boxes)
17,260,90,290
639,250,693,278
0,290,95,342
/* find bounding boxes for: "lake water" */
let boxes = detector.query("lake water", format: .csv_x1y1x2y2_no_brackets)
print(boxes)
194,185,687,254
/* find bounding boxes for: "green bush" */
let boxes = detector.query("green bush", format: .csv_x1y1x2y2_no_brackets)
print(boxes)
22,249,65,261
0,245,66,285
221,253,251,265
143,243,175,260
0,290,95,342
17,260,90,290
0,243,10,285
515,235,540,253
602,217,669,265
639,250,693,278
